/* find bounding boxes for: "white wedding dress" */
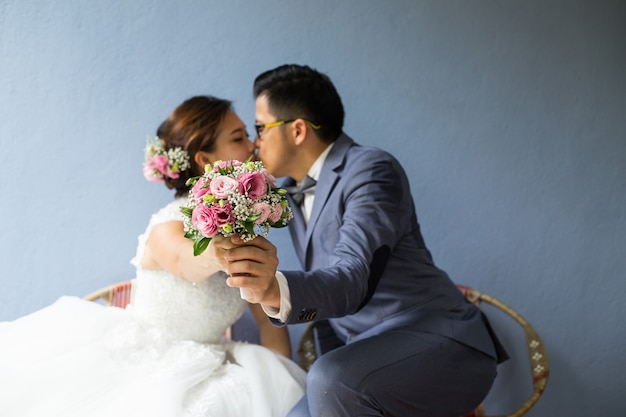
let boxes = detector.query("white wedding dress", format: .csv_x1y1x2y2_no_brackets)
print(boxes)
0,198,306,417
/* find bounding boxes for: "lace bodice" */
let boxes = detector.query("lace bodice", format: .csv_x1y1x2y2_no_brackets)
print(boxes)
128,198,247,344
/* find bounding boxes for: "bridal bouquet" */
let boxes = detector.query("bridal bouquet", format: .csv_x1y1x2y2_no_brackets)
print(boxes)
181,159,293,256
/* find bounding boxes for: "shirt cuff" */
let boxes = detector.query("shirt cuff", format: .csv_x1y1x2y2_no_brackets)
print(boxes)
261,271,292,323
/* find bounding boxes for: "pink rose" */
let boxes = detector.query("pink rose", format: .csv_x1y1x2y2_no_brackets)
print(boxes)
210,175,239,199
263,170,277,187
251,201,272,224
268,203,283,223
151,155,169,173
213,160,243,172
142,155,169,182
165,166,180,179
192,177,212,201
212,202,234,227
143,163,162,182
192,204,219,238
237,171,268,200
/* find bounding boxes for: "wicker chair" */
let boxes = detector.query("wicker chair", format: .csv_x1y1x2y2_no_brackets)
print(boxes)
84,281,133,308
297,284,549,417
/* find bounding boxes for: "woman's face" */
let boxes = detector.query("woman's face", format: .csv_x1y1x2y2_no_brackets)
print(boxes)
204,110,256,164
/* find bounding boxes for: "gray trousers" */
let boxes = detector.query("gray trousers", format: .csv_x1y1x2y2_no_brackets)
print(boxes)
288,328,497,417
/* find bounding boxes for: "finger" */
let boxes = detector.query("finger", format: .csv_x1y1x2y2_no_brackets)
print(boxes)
226,276,265,302
227,260,269,278
226,276,257,302
227,241,277,261
231,235,275,251
224,246,256,263
239,288,253,301
212,235,237,250
228,270,272,288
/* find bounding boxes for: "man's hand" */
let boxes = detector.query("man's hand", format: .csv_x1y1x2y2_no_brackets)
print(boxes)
211,235,282,308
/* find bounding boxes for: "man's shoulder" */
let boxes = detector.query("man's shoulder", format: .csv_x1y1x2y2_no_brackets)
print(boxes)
337,133,396,162
344,141,401,171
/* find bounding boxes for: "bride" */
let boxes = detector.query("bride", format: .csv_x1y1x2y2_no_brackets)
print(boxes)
0,96,306,417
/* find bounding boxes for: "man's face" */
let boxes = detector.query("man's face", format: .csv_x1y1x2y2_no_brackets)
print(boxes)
254,94,296,178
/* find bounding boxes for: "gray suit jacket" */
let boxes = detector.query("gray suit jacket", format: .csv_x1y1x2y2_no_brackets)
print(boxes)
280,133,506,362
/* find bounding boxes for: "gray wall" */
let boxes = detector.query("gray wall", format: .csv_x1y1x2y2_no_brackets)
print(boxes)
1,1,624,415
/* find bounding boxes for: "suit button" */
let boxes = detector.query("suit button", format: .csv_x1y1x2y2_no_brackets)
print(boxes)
297,309,317,322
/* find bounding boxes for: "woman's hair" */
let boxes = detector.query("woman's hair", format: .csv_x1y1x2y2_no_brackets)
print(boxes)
253,64,344,143
157,95,232,197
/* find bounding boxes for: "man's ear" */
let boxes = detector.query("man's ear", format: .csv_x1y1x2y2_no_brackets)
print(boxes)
194,151,212,170
292,119,309,146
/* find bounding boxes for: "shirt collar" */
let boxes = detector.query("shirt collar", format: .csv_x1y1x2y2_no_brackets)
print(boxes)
305,142,334,183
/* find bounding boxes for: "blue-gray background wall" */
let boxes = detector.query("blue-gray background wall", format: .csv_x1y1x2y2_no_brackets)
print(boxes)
1,1,624,415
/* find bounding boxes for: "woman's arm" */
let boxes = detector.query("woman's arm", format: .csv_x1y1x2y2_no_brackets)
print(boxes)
141,220,223,282
248,303,292,358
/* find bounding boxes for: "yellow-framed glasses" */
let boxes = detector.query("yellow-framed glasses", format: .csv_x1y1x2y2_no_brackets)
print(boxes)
254,119,321,138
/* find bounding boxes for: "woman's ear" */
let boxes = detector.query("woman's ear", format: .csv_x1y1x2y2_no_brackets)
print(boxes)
194,151,212,170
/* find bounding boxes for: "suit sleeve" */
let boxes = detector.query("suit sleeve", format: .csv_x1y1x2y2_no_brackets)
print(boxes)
283,149,416,323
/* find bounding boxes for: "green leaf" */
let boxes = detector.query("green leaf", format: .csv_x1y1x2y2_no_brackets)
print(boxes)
243,221,256,235
185,176,200,186
184,231,197,240
193,237,211,256
180,206,193,218
247,214,261,222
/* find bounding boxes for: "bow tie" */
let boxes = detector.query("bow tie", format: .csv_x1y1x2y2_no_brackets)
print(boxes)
286,175,317,205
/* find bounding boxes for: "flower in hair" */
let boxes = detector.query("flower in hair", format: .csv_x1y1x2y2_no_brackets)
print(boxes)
142,135,191,182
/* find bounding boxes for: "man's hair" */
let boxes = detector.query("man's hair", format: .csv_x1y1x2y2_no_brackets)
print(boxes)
253,64,344,143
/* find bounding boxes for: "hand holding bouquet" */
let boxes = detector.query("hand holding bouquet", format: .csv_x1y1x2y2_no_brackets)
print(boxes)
181,159,293,256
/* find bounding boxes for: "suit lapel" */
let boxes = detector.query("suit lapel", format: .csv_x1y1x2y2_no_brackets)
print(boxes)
304,134,354,265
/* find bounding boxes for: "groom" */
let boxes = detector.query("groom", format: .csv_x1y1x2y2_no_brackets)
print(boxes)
219,64,508,417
